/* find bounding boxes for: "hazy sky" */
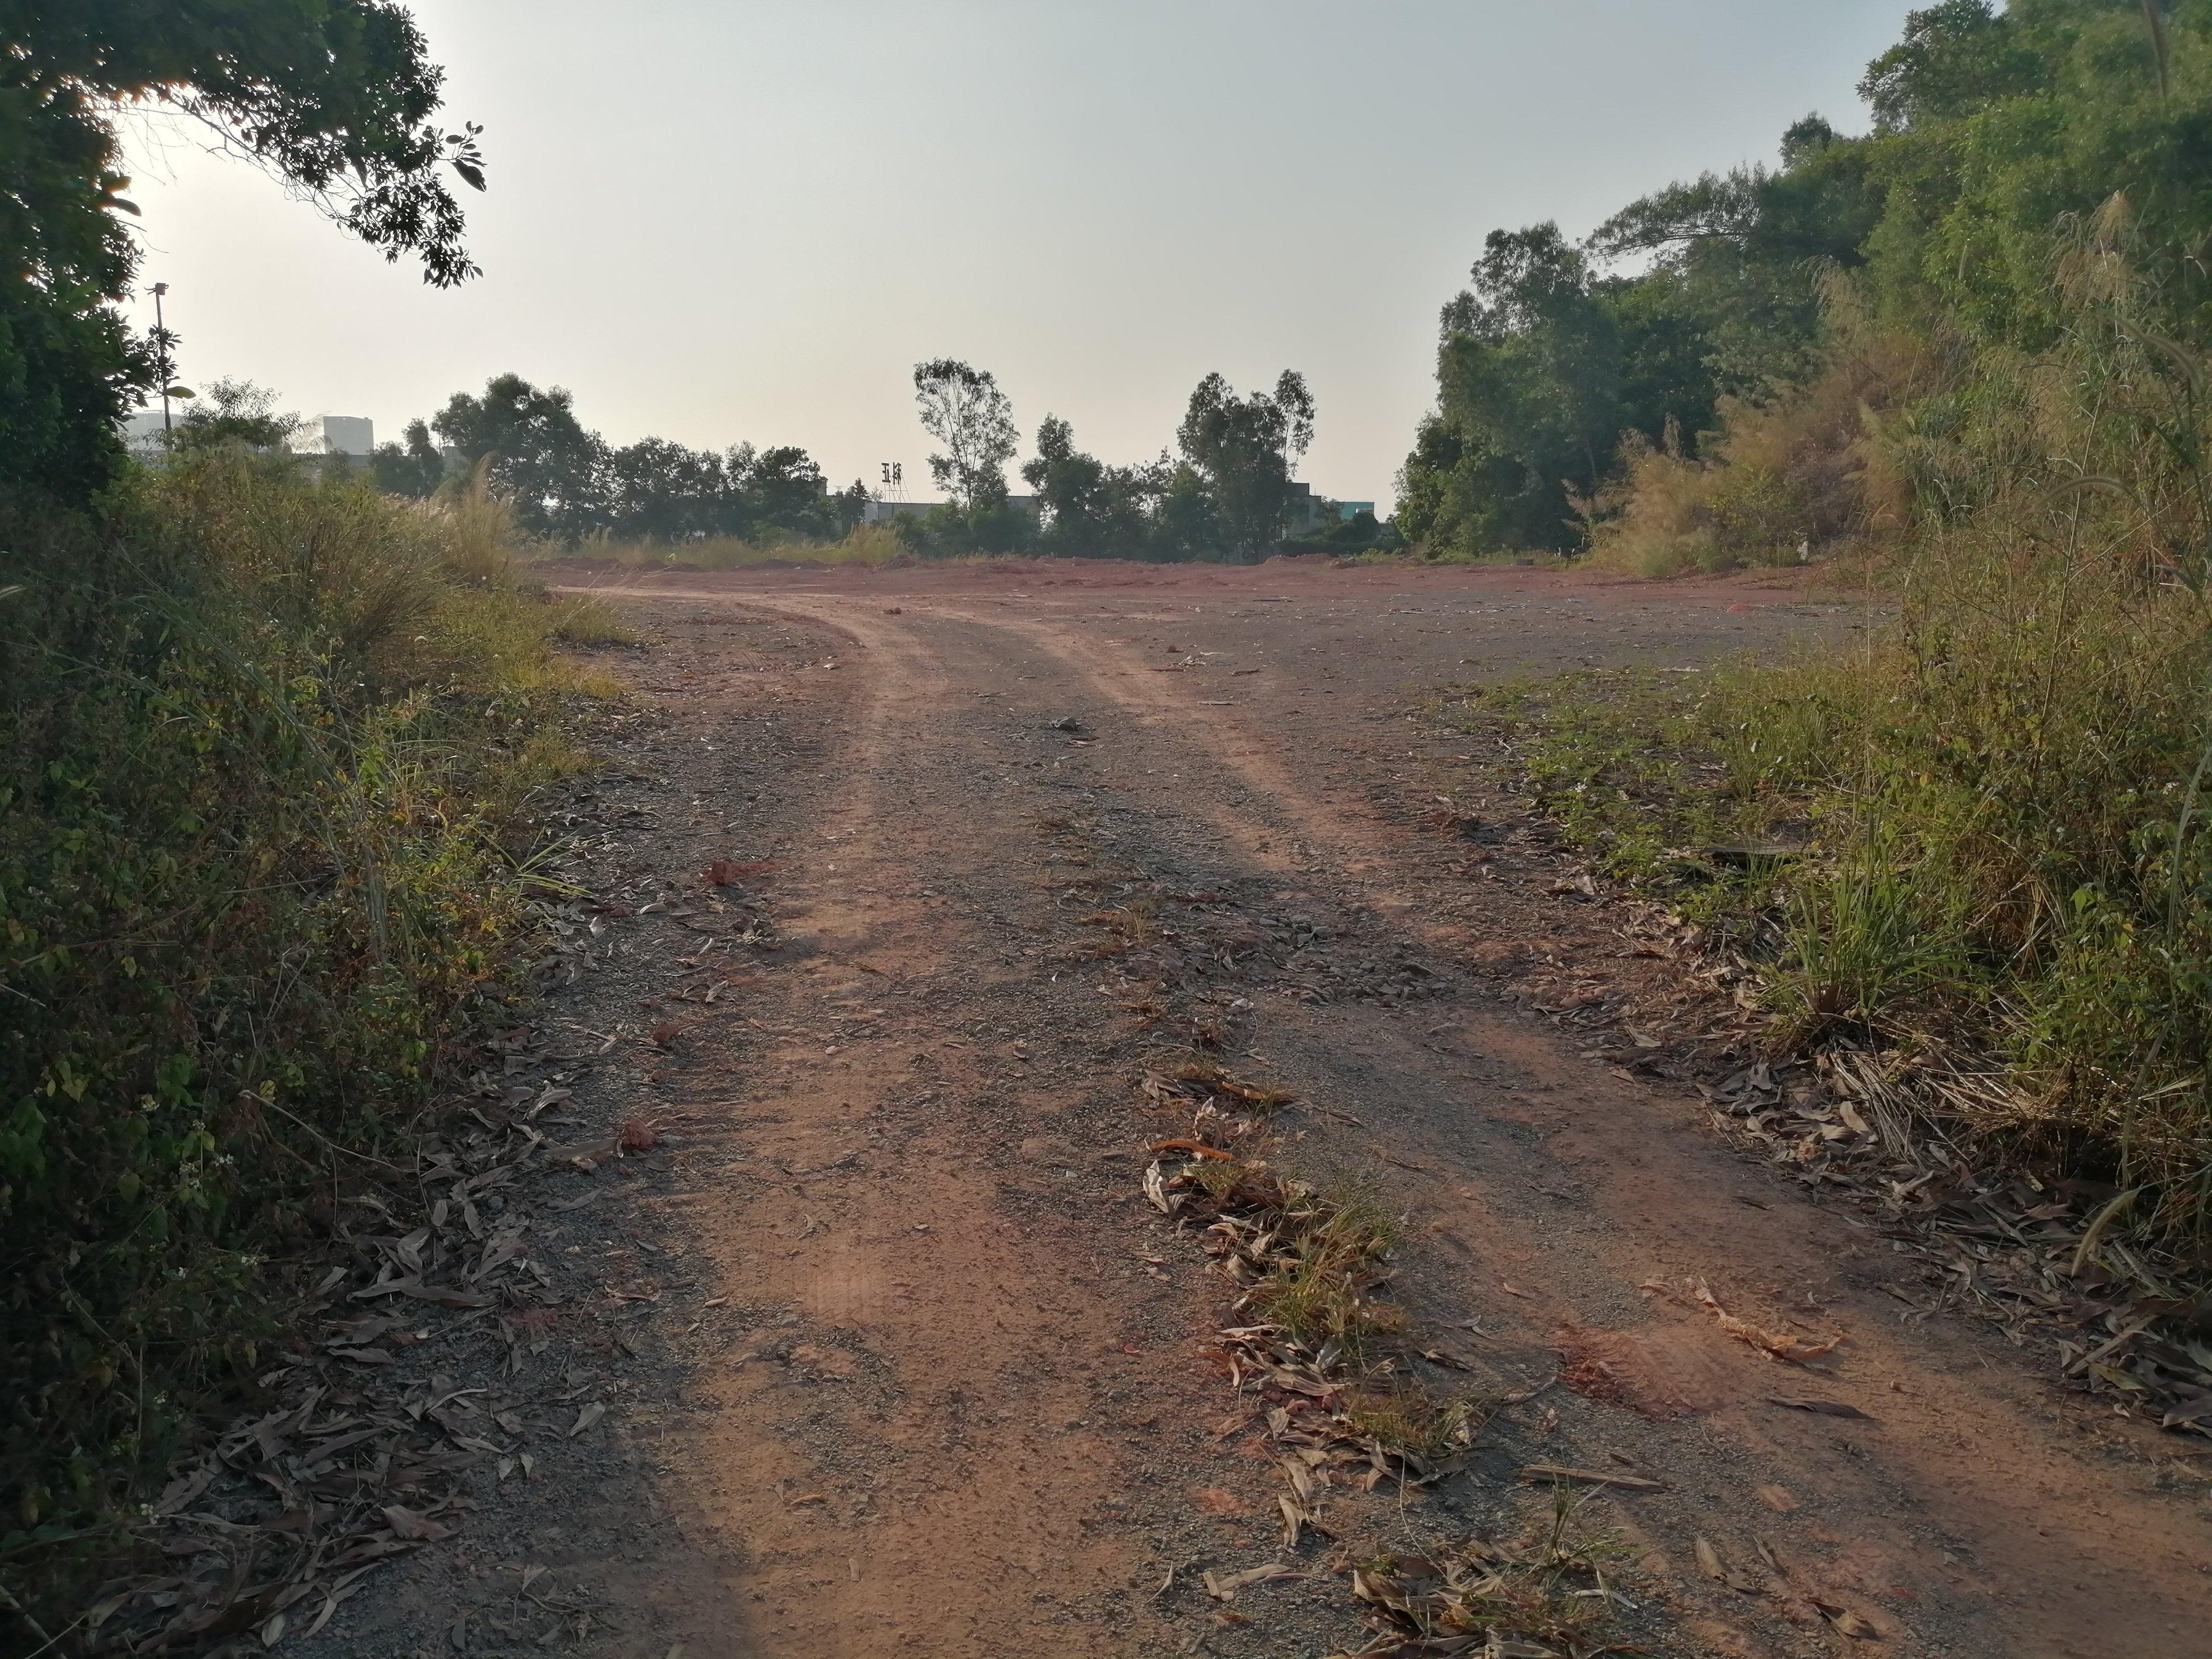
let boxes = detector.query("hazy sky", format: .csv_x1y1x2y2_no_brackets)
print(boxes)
118,2,1921,509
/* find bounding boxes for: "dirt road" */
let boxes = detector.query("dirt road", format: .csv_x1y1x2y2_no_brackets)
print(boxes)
304,559,2212,1659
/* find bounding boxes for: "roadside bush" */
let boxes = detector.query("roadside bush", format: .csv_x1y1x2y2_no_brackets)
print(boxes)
1585,281,1943,577
559,522,910,571
0,453,614,1591
1478,218,2212,1240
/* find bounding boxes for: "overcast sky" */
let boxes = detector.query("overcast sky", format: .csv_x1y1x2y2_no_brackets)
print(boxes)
118,1,1921,509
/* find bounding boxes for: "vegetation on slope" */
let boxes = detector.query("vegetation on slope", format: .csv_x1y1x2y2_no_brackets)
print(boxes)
1452,214,2212,1243
1400,0,2212,569
1408,4,2212,1255
0,453,618,1613
0,3,635,1633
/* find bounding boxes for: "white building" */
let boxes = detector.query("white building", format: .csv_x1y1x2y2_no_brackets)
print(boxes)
116,409,377,459
294,415,375,457
858,497,937,525
120,411,172,456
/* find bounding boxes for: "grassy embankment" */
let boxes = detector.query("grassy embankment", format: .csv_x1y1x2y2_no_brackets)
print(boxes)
0,450,623,1610
1456,229,2212,1248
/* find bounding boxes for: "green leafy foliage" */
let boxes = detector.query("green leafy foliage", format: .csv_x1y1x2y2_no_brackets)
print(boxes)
396,374,860,545
1461,241,2212,1231
0,1,484,505
1176,370,1313,556
1403,224,1721,556
0,454,609,1590
1401,0,2212,562
914,358,1019,509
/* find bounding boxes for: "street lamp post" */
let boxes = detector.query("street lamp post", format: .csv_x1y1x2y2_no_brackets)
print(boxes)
152,283,172,442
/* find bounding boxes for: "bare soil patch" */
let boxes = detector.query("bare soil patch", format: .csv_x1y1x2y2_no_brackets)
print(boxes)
282,559,2207,1659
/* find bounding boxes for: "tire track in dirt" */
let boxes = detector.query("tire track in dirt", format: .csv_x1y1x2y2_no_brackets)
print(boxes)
727,591,2212,1658
622,601,1197,1658
552,581,2212,1657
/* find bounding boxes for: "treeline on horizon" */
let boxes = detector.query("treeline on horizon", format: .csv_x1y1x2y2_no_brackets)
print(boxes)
1396,0,2212,570
341,360,1387,562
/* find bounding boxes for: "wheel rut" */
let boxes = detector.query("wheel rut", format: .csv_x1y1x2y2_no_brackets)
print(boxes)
468,573,2212,1659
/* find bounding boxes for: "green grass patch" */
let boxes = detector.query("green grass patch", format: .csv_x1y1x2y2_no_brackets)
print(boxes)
1446,559,2212,1242
541,523,912,571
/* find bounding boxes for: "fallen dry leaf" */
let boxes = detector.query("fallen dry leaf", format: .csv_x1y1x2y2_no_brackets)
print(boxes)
1695,1535,1763,1595
1694,1279,1844,1364
1812,1597,1882,1639
1516,1464,1665,1492
381,1503,451,1541
1695,1536,1725,1580
568,1401,606,1437
1767,1394,1872,1420
1202,1563,1299,1600
1754,1484,1799,1513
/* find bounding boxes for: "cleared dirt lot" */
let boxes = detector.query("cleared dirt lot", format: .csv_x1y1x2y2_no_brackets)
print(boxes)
300,558,2209,1659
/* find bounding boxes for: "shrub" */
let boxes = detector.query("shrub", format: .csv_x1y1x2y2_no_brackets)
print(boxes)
1480,219,2212,1238
0,453,613,1587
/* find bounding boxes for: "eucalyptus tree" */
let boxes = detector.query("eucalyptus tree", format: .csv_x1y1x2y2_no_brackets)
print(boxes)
914,358,1018,507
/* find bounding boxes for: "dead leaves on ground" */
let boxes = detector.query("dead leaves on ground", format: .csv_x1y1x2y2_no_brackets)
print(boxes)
81,1014,631,1652
1328,1524,1628,1659
1139,1071,1639,1655
1653,1277,1846,1367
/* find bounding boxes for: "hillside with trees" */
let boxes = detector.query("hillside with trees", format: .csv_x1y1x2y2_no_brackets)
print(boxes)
1398,0,2212,566
1422,1,2212,1261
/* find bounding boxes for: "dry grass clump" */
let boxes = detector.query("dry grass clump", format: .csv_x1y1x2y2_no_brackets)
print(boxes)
1348,1489,1631,1657
579,523,909,571
1337,1381,1484,1464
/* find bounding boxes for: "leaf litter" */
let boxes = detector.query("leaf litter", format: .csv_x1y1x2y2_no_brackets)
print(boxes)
1135,1066,1650,1659
67,865,687,1653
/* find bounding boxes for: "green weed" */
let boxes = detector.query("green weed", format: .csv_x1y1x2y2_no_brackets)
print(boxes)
554,523,910,571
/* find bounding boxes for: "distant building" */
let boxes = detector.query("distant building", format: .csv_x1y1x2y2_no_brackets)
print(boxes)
115,410,379,463
1286,481,1373,532
120,411,171,457
859,497,936,525
294,415,375,457
859,493,1042,526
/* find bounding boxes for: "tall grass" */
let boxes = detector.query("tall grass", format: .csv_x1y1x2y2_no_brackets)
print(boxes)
549,522,910,571
0,451,616,1599
1509,206,2212,1240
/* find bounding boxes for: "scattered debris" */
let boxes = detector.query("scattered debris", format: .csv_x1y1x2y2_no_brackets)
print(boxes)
1514,1465,1665,1493
1688,1280,1844,1365
1766,1395,1871,1420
